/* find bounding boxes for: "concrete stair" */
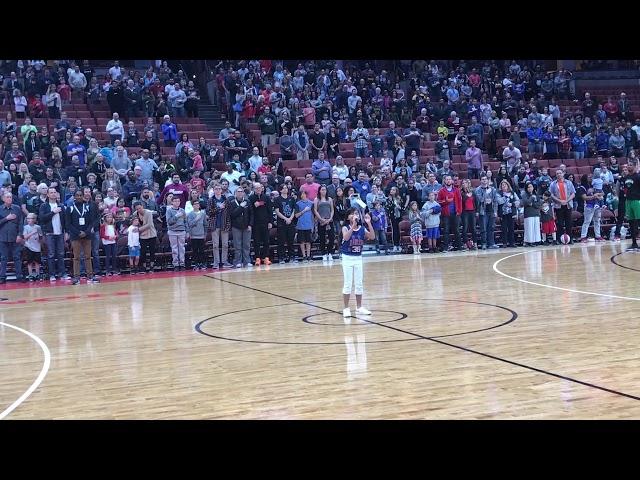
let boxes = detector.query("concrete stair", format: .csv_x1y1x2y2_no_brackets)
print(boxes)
198,101,227,137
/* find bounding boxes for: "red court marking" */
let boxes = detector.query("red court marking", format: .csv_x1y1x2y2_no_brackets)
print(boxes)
0,267,224,291
0,291,130,306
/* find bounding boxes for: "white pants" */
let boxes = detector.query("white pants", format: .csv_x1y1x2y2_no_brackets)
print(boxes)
342,254,364,295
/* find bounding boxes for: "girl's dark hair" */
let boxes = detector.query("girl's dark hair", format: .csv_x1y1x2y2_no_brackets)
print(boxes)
344,207,357,219
317,184,328,201
580,174,589,188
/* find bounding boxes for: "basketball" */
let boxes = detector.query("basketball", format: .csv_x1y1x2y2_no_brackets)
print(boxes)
431,205,442,214
560,234,571,244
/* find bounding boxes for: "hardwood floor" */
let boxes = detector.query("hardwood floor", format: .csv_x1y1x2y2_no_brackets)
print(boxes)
3,241,640,419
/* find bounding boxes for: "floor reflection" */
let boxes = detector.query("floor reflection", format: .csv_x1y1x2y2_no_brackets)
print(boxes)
344,334,367,380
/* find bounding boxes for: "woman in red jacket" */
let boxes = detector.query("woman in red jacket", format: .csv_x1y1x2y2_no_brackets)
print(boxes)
436,174,463,251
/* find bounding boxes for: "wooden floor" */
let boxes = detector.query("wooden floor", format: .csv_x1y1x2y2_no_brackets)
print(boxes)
3,241,640,419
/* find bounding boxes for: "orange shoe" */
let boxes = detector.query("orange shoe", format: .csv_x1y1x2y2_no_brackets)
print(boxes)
264,257,271,265
255,258,261,266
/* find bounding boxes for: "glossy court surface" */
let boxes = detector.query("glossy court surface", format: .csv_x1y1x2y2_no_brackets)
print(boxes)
2,241,640,419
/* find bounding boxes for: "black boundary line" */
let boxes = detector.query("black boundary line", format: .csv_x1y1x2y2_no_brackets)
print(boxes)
195,302,421,345
302,310,408,326
203,274,640,402
610,252,640,272
195,296,517,343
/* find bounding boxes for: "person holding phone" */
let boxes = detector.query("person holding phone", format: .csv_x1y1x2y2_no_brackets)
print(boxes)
340,208,375,321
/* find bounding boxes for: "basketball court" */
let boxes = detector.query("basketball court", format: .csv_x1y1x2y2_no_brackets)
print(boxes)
2,242,640,419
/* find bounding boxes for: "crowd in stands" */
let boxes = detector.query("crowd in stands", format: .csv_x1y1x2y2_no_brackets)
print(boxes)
0,59,639,285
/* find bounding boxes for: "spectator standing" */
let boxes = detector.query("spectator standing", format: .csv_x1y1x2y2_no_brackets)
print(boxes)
166,196,187,270
437,175,462,251
106,113,124,145
549,169,576,244
39,187,69,280
0,192,24,283
66,190,100,284
230,188,253,268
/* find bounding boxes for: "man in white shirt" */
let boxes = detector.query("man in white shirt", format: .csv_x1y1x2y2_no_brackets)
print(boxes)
68,65,87,95
106,112,124,145
40,187,69,281
108,61,122,80
632,119,640,139
164,78,176,97
247,147,263,174
168,83,187,117
221,164,242,194
502,141,522,173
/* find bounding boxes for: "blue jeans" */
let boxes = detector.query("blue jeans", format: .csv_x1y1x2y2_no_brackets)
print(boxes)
45,234,66,277
574,151,585,160
103,243,118,272
355,146,369,158
528,142,543,154
375,229,388,251
479,213,496,247
0,241,23,279
467,168,481,180
581,206,602,238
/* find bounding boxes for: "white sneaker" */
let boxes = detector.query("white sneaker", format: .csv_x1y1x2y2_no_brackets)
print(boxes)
343,307,352,318
356,307,372,315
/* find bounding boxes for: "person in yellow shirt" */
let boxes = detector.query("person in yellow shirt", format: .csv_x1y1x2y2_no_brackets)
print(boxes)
436,120,449,139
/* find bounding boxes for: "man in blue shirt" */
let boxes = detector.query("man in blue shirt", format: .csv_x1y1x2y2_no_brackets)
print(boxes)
66,135,87,167
596,127,611,157
385,121,400,155
526,120,543,155
0,161,12,187
161,115,178,147
311,151,332,185
466,116,484,147
352,172,371,198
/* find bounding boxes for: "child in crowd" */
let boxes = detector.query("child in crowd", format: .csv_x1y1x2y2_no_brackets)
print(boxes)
422,191,441,253
22,213,43,281
127,216,142,274
100,213,119,275
166,196,187,270
370,200,388,254
379,153,393,174
370,128,384,158
407,201,423,254
537,166,552,187
187,200,208,270
540,191,557,245
295,189,314,262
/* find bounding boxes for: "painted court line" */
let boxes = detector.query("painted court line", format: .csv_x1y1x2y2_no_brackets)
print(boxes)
493,250,640,302
0,321,51,420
